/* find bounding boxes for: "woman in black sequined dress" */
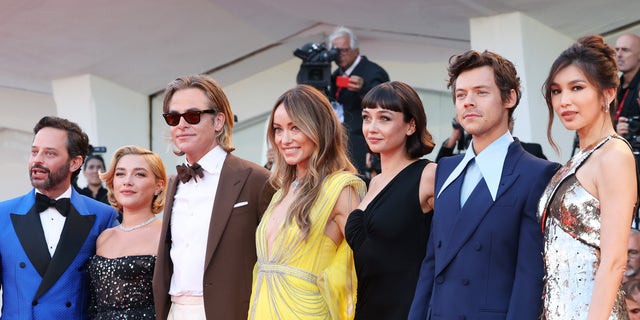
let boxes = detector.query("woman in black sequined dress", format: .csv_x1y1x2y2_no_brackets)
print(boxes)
87,146,167,319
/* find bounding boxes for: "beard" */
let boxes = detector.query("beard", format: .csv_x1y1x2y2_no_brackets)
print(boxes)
30,161,71,191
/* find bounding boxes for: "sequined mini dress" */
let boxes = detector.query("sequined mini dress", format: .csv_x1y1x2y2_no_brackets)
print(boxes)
538,135,628,320
87,255,156,320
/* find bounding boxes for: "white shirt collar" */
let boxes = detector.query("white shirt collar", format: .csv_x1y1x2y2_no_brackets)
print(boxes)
343,55,362,75
186,145,226,175
438,131,513,201
35,186,73,199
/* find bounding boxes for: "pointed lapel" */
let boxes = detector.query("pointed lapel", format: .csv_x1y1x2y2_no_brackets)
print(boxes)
436,143,524,274
204,155,251,270
494,141,523,200
161,177,180,247
437,180,494,274
35,203,95,299
11,206,51,278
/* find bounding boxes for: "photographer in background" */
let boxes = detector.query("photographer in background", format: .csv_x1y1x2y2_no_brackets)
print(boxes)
435,116,471,162
614,34,640,146
328,26,389,177
615,34,640,216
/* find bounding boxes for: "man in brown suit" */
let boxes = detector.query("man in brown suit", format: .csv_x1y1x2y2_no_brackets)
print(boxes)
153,74,274,320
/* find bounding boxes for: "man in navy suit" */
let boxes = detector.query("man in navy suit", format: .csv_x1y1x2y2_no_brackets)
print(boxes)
408,50,559,320
0,116,118,319
329,26,389,176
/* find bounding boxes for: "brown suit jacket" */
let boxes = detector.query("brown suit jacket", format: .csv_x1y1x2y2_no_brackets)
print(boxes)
153,153,274,320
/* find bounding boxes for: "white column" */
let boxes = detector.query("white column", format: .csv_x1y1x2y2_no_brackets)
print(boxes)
52,74,148,182
0,88,57,199
470,12,574,162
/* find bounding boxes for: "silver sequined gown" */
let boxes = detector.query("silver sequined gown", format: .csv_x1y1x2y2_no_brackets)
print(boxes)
538,135,628,320
87,255,156,320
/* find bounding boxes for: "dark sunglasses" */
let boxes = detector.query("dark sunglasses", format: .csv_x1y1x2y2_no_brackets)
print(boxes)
162,109,216,126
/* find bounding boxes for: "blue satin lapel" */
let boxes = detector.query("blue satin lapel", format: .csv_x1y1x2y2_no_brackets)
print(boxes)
35,204,95,299
11,206,51,277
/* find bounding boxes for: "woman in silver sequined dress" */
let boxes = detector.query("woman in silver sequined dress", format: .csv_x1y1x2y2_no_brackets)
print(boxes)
87,146,167,319
538,35,637,319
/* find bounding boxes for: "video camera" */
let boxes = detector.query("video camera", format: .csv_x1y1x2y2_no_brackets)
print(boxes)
293,42,339,90
89,145,107,155
625,116,640,155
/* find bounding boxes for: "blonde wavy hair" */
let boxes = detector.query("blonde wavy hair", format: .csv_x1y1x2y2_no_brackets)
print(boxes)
100,145,167,214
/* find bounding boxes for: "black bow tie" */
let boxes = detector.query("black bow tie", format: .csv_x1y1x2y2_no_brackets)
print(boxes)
176,163,204,183
35,193,70,217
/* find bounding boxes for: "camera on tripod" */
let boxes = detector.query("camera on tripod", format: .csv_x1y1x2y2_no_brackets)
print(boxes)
293,42,339,89
625,116,640,154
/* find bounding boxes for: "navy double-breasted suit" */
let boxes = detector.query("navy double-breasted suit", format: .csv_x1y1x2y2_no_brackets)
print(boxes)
409,141,559,320
0,188,118,319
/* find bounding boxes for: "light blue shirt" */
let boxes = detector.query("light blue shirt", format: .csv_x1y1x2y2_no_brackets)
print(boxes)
438,131,514,202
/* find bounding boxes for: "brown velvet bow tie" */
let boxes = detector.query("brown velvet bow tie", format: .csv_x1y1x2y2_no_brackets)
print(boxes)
176,163,204,183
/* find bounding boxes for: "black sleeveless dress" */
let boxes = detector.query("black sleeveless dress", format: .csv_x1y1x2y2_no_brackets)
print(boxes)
345,159,433,320
87,255,156,320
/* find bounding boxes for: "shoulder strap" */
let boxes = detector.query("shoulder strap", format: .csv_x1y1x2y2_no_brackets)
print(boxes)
611,135,640,229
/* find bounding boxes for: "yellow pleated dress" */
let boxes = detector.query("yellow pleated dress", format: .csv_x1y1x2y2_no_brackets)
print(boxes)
248,172,366,320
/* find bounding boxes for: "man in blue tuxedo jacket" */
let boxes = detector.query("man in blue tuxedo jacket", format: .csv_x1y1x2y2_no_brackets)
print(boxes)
408,50,559,320
0,116,118,319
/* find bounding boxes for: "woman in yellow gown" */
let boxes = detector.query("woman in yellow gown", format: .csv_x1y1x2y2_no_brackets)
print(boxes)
248,85,366,320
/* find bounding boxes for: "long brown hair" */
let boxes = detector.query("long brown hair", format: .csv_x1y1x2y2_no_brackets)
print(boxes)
542,35,619,152
267,85,356,239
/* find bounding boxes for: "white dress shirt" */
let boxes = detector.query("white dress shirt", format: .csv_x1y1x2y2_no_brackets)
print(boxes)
38,187,72,257
169,146,226,297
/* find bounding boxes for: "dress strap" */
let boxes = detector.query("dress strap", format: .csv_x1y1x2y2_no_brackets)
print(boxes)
538,135,619,232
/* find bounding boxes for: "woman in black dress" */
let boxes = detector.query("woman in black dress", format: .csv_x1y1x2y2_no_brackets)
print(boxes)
79,154,109,205
87,146,167,319
345,81,436,319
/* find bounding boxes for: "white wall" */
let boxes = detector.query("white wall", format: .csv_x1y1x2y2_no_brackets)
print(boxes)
52,74,149,189
0,88,57,199
470,12,574,162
